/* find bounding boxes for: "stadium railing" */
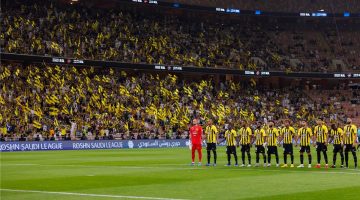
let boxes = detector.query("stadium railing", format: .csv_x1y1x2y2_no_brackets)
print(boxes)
2,53,360,79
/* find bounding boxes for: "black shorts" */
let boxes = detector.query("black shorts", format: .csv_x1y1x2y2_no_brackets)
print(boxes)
333,144,343,153
283,144,293,154
344,144,356,153
300,146,311,153
206,143,217,151
267,146,278,154
255,145,265,154
316,142,327,152
226,146,237,154
241,144,251,152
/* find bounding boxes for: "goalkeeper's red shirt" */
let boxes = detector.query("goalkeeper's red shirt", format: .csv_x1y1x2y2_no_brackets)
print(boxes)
190,125,203,145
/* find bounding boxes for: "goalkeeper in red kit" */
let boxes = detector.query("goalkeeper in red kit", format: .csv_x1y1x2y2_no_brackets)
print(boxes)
189,118,203,166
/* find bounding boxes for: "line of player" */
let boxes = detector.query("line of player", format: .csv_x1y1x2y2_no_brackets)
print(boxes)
189,118,358,169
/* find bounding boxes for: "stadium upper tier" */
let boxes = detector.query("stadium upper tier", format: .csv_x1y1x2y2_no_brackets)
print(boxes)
1,1,360,72
162,0,360,13
0,63,358,140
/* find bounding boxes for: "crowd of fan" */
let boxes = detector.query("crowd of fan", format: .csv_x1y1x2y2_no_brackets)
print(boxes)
2,1,359,72
0,63,350,141
1,1,266,70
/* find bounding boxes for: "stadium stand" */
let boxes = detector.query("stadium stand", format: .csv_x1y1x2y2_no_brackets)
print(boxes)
1,0,359,142
1,0,360,72
0,63,357,141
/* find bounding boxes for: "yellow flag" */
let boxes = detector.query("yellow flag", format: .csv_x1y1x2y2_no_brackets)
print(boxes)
284,108,289,115
54,118,59,127
49,107,59,116
276,100,280,105
15,69,20,76
0,96,5,104
124,122,129,131
250,78,256,87
33,120,42,129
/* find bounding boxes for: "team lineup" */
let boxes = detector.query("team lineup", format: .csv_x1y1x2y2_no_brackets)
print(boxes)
189,118,358,169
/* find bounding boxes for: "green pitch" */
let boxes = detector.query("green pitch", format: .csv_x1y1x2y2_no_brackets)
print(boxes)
1,147,359,200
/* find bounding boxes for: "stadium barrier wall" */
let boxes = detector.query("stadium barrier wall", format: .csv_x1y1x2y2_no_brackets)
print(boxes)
0,139,227,152
1,53,360,79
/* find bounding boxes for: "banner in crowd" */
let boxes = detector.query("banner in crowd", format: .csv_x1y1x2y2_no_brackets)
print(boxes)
0,139,227,152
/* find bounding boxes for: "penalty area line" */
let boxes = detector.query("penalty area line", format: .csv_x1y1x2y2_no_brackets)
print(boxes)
0,189,189,200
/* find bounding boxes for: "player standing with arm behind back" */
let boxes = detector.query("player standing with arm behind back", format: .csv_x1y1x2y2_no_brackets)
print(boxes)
357,128,360,151
223,123,239,167
254,122,267,167
296,121,313,168
329,123,344,168
205,119,218,166
280,119,296,168
189,118,203,166
266,121,280,167
343,118,358,169
239,121,253,167
313,119,329,168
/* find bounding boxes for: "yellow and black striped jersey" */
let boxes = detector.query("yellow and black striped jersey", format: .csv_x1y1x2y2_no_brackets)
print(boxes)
314,125,328,143
330,128,343,145
254,128,267,145
267,128,279,146
281,126,295,144
225,129,237,146
343,124,357,144
298,127,313,146
238,127,252,145
205,125,218,143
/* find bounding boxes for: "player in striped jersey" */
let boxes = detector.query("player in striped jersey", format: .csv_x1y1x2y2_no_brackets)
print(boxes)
223,124,239,167
313,119,329,168
329,123,344,168
296,121,313,168
266,121,280,167
358,128,360,151
205,119,218,166
253,123,267,167
343,118,358,169
279,119,296,168
238,121,253,167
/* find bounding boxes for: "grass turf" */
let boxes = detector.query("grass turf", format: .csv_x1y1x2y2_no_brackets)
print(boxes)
1,146,359,200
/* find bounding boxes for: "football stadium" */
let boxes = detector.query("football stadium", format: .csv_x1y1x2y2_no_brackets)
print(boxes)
1,0,360,199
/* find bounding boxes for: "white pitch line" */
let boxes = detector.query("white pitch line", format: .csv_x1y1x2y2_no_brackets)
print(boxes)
0,163,205,170
0,189,189,200
2,163,358,174
12,163,39,166
147,164,188,166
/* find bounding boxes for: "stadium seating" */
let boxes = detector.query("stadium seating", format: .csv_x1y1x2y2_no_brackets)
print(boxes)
0,63,356,141
1,1,359,142
1,0,359,72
